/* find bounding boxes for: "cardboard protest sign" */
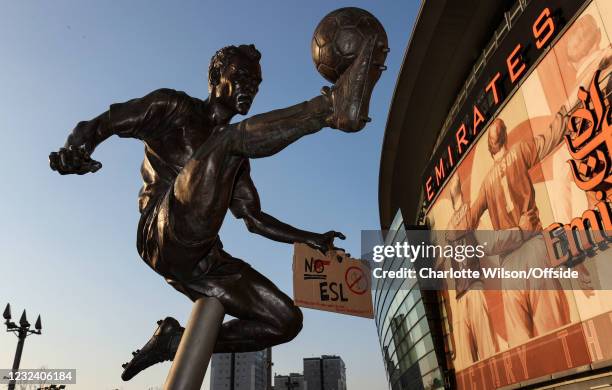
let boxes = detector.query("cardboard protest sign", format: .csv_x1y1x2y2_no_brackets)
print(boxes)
292,243,373,318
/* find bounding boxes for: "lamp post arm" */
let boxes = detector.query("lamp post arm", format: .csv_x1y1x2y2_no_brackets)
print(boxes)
7,330,27,390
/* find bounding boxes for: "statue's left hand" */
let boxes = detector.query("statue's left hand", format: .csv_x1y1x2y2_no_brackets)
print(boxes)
49,145,102,175
305,230,346,255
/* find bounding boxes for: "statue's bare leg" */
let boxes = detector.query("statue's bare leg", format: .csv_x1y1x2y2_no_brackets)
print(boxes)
172,249,303,353
121,248,301,381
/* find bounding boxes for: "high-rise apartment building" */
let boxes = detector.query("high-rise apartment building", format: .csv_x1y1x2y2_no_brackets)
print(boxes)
210,348,272,390
303,355,346,390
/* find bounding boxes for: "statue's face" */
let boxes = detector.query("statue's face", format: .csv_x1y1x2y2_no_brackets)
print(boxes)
216,55,262,115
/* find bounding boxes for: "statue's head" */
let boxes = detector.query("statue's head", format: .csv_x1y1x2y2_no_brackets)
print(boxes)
208,44,262,115
488,118,507,160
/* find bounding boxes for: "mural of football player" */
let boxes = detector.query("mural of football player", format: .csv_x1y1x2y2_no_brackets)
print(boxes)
464,116,575,346
440,176,499,367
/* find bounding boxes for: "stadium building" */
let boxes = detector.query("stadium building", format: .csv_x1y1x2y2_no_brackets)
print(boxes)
377,0,612,389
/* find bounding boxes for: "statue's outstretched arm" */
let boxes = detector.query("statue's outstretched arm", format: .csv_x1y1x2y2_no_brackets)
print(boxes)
49,88,182,175
230,161,345,254
49,110,109,175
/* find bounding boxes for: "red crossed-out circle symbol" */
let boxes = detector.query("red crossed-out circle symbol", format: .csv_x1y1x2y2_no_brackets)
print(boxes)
345,266,368,295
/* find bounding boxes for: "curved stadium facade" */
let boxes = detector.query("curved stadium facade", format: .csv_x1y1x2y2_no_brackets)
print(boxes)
377,0,612,389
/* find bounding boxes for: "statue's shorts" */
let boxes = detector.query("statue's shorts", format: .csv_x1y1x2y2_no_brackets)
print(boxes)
136,189,251,305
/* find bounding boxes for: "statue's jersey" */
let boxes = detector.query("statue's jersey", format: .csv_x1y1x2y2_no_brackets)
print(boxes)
108,88,214,213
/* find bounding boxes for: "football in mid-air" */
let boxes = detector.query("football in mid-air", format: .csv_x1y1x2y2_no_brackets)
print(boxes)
312,7,388,83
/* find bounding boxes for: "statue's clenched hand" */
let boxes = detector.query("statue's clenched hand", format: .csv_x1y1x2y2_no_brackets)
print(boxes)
305,230,346,255
49,145,102,175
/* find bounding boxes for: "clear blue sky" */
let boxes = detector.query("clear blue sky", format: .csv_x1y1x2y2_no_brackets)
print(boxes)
0,1,418,388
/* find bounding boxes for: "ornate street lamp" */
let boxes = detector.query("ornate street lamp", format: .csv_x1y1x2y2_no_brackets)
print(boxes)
3,303,42,390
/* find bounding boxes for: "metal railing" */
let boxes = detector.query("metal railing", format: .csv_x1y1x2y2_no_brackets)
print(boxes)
433,0,530,150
